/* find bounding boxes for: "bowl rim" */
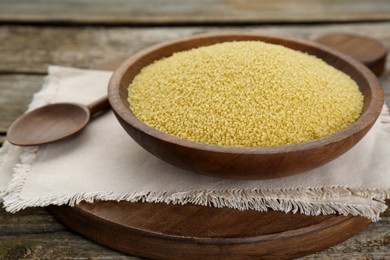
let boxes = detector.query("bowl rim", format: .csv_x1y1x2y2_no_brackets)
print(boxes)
108,32,384,155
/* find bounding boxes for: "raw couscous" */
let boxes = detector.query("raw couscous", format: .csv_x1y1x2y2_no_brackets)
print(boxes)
128,41,364,147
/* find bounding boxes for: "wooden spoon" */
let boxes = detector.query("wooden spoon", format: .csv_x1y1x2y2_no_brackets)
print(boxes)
6,97,109,146
6,33,387,147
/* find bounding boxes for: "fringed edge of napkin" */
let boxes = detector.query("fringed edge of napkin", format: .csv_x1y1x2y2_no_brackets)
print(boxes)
1,67,389,221
3,184,389,222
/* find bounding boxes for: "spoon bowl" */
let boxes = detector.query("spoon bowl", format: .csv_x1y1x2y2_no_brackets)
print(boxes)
7,97,110,146
7,104,90,146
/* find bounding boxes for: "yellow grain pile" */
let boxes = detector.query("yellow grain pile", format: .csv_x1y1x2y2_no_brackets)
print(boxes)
128,41,363,147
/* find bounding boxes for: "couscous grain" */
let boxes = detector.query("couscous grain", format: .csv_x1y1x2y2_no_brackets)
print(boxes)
128,41,364,147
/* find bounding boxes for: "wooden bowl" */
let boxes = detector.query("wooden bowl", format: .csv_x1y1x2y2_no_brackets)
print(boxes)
108,33,383,180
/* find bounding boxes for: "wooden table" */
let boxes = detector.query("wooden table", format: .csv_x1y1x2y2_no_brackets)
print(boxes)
0,1,389,259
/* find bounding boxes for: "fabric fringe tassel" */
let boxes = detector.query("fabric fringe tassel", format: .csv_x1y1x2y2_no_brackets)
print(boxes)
3,186,389,222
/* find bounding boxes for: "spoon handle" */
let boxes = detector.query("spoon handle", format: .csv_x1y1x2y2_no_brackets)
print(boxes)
87,96,110,115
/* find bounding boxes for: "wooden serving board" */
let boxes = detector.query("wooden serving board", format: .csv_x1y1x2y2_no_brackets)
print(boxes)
48,35,388,259
48,201,371,259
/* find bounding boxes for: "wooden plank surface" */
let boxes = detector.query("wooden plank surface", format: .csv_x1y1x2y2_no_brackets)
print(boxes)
1,22,390,74
1,0,390,25
0,22,390,258
0,75,43,133
0,208,132,259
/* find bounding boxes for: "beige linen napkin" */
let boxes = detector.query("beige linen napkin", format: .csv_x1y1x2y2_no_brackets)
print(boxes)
1,66,389,221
